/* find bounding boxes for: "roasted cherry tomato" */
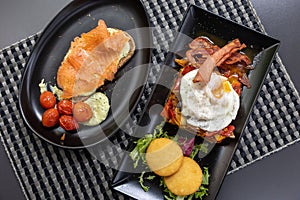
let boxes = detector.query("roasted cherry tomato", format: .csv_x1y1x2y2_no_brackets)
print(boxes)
59,115,79,131
57,100,73,115
42,108,59,127
40,91,56,109
73,102,93,122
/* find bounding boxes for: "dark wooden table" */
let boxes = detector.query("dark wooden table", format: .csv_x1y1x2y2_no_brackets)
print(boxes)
0,0,299,199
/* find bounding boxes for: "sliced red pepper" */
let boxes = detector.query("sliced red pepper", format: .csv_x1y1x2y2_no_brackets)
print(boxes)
220,125,235,137
181,65,196,75
204,125,235,138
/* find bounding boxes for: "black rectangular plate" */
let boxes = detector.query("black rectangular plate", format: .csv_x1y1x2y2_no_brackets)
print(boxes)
112,4,279,200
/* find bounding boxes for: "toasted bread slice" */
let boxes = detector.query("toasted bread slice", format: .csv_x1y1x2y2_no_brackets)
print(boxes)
57,20,135,99
109,29,135,68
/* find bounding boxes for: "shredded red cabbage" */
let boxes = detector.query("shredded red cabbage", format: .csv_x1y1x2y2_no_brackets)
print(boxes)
178,137,195,156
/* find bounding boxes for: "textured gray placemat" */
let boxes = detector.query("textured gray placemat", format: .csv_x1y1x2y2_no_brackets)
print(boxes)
0,0,299,199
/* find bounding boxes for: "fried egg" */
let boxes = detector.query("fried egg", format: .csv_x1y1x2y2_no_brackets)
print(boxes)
180,70,240,132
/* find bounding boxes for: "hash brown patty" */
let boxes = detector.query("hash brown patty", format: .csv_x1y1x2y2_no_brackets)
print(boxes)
146,138,183,176
164,157,203,196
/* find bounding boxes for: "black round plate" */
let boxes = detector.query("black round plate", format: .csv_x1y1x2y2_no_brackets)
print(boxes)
19,0,151,148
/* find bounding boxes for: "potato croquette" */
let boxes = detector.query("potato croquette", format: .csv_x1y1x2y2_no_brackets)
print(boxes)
164,157,202,196
146,138,183,176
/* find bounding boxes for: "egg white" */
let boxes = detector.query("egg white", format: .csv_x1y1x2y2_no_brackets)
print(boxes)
180,70,240,132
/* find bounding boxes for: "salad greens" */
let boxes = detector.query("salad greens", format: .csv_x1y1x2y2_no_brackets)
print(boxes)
130,122,210,199
129,122,170,168
138,171,156,192
190,143,209,159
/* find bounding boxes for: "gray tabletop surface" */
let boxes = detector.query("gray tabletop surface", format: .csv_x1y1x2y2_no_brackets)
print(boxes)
0,0,299,199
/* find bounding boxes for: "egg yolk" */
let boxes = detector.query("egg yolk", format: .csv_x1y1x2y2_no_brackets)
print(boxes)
223,81,231,93
212,80,231,98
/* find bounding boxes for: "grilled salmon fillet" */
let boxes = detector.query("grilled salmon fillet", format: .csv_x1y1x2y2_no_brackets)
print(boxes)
57,20,135,99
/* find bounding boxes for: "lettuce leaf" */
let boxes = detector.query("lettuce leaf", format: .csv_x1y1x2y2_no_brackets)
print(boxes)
130,121,210,199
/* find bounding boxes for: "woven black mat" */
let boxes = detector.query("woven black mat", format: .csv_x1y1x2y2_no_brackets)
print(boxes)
0,0,300,199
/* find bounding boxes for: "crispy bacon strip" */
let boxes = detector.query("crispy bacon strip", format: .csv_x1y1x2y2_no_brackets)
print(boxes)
193,39,246,83
188,37,219,50
186,48,217,65
186,37,219,66
214,39,246,66
224,52,251,65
